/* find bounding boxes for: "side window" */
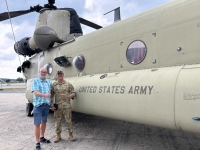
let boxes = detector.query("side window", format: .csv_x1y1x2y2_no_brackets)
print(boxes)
72,55,85,72
44,63,53,75
126,40,147,65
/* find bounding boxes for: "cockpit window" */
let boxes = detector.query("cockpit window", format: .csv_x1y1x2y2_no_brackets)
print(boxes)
72,55,85,72
126,40,147,65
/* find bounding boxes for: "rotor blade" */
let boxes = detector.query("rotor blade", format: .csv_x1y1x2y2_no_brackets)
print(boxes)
0,9,34,22
79,17,102,29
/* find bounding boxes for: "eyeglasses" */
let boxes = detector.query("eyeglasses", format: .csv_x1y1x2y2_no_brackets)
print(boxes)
41,71,47,74
57,71,63,74
57,73,63,75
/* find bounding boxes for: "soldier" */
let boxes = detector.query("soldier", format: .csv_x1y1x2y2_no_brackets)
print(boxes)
51,70,76,143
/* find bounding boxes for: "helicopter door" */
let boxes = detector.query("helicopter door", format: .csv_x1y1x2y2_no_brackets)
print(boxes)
175,65,200,134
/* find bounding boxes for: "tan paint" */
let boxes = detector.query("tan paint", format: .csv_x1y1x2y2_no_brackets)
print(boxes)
69,66,181,130
175,65,200,133
25,0,200,134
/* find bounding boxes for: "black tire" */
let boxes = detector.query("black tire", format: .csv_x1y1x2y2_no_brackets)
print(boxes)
26,102,33,117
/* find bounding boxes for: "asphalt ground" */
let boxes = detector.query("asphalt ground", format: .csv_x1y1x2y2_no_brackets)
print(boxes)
1,84,200,150
0,83,26,93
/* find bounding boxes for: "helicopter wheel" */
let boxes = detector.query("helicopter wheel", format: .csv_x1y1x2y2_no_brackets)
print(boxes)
26,102,33,117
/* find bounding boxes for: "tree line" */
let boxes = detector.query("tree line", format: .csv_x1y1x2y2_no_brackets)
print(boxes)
4,77,24,83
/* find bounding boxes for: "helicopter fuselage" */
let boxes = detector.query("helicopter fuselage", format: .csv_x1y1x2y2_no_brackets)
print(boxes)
24,0,200,134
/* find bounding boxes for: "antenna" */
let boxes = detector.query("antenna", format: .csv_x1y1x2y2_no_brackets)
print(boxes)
104,7,121,22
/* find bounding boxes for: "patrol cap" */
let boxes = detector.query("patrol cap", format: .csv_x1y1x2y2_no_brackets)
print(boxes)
57,70,64,74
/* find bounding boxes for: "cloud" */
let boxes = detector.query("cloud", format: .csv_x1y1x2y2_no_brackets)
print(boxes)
0,21,34,61
14,21,35,40
0,20,35,78
5,32,13,39
80,0,170,35
0,51,16,61
81,0,118,34
0,56,24,79
0,23,16,60
82,0,147,28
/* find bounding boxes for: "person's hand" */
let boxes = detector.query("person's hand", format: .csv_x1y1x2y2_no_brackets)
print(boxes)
71,92,76,97
44,93,51,98
67,94,73,99
51,106,56,111
68,92,75,99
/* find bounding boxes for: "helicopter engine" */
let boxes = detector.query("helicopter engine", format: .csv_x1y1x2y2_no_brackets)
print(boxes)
14,8,83,57
14,37,40,57
14,25,68,57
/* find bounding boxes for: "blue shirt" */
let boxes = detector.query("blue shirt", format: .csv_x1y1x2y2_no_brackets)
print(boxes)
31,77,51,107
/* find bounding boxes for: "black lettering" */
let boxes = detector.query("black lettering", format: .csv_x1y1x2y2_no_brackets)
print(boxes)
79,87,82,92
82,87,87,93
90,86,93,93
128,86,133,94
134,86,140,94
103,86,107,93
148,86,154,95
120,86,125,94
93,86,97,93
107,86,110,93
99,86,103,93
116,86,120,94
87,87,90,93
112,86,116,93
140,86,147,94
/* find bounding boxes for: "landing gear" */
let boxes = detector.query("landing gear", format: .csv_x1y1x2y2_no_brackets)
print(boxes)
26,102,33,117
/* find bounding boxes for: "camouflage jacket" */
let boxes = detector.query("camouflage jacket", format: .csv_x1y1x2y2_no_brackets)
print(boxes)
51,80,74,109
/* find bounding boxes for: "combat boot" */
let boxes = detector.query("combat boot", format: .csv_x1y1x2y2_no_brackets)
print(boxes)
68,132,76,141
54,133,61,143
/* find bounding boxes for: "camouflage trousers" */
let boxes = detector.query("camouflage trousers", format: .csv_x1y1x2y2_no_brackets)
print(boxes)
54,107,73,134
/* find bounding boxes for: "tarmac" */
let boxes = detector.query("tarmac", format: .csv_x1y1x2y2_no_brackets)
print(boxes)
1,83,200,150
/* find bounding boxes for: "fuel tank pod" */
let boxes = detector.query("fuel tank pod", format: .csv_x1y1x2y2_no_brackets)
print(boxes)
68,66,181,130
175,64,200,134
67,65,200,134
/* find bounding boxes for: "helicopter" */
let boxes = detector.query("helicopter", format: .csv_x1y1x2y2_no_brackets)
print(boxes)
1,0,200,135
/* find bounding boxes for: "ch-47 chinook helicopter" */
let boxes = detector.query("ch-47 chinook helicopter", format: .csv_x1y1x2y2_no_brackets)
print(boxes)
2,0,200,135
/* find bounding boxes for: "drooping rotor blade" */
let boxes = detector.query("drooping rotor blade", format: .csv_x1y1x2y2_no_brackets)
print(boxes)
79,17,102,29
0,9,34,22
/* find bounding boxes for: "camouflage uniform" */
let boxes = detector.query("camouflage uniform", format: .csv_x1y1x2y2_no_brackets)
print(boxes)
51,80,74,134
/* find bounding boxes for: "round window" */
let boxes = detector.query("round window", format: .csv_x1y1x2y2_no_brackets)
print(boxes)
126,40,147,65
44,63,53,75
72,55,85,72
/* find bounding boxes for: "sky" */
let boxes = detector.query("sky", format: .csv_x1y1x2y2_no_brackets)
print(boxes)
0,0,171,79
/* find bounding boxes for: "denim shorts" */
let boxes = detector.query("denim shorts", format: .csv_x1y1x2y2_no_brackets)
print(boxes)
33,104,50,125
